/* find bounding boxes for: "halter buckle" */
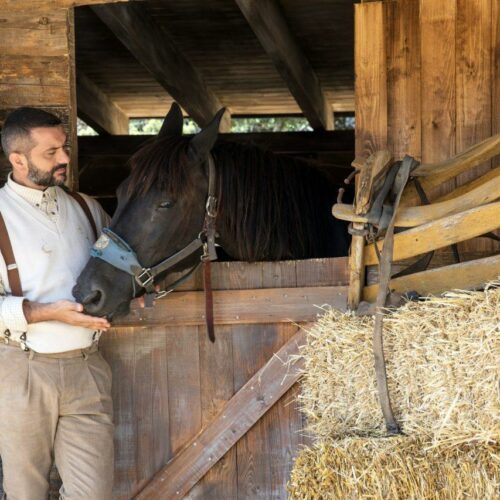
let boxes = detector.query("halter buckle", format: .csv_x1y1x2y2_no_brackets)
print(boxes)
135,268,154,288
206,195,218,218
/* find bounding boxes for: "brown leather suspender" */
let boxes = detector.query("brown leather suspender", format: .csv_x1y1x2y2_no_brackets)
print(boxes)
0,213,23,297
68,191,98,241
0,191,97,297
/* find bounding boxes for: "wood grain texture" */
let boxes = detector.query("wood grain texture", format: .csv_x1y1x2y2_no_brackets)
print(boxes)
401,133,500,206
493,0,500,168
165,326,202,457
67,7,78,191
386,0,421,161
185,325,237,499
363,253,500,302
456,0,492,184
364,202,500,265
0,0,129,9
420,0,456,198
433,166,500,202
135,327,307,500
354,1,388,159
99,328,138,500
115,286,348,328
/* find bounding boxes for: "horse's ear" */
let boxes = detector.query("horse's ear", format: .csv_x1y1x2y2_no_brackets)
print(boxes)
188,108,226,162
158,102,183,138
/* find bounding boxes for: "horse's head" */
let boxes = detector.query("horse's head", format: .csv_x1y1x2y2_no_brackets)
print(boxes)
73,103,226,319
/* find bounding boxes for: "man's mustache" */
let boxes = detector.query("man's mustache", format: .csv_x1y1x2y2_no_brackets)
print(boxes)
52,164,68,174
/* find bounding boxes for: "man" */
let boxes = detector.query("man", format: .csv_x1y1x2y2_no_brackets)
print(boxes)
0,107,113,499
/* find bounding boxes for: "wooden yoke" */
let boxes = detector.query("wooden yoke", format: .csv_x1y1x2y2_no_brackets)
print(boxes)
346,151,392,310
335,135,500,305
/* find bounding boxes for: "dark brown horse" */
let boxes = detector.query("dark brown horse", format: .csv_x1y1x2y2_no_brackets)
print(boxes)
73,103,350,318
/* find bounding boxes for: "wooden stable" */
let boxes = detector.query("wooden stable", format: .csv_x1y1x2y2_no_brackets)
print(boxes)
0,1,499,499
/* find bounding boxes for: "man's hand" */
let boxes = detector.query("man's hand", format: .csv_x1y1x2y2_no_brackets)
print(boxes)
23,300,111,330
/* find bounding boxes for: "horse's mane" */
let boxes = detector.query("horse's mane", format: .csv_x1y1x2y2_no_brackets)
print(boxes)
128,135,345,260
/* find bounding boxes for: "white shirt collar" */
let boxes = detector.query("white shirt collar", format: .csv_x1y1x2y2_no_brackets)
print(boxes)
7,173,58,208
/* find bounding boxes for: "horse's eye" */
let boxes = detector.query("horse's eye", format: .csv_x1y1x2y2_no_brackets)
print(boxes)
158,201,174,209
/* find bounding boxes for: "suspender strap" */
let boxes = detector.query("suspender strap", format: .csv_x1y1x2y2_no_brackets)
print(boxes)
68,191,98,241
0,213,22,297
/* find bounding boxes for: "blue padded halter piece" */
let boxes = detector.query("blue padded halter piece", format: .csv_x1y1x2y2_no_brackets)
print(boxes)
90,227,142,276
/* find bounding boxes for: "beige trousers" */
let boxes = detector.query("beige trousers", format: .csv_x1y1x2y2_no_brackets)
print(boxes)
0,341,114,500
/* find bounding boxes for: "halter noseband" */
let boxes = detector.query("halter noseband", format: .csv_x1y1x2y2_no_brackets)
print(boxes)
90,156,218,327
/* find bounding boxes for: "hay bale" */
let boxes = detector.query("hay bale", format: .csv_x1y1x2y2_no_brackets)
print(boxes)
288,437,500,499
297,284,500,447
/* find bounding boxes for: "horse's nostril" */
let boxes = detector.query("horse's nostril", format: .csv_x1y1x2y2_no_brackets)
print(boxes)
82,290,102,306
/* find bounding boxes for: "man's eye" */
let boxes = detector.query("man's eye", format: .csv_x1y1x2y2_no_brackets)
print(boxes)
158,201,174,209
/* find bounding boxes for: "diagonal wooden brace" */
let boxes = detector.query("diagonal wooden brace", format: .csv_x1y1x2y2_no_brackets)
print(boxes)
134,328,308,499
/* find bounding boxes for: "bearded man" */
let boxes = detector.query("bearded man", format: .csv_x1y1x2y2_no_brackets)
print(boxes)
0,107,114,499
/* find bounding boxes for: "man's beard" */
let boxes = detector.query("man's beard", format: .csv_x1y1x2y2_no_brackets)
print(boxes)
27,159,67,187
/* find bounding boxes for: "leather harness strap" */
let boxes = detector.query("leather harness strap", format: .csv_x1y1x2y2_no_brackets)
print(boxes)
203,259,215,342
0,213,22,297
372,155,418,434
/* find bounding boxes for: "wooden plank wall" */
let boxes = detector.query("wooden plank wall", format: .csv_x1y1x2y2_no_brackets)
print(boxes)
355,0,499,255
0,2,78,187
99,258,348,499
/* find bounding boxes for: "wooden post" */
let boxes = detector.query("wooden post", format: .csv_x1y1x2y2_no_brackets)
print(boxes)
347,225,366,309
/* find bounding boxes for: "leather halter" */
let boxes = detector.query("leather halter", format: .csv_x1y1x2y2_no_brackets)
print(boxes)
90,156,219,341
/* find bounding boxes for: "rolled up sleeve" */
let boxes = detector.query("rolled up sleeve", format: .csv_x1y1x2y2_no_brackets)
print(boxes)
0,296,27,333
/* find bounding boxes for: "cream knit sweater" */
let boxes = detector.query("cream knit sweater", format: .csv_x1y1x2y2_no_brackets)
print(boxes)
0,176,110,353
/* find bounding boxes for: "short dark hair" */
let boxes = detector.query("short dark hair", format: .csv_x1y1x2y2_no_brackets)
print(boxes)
1,107,62,156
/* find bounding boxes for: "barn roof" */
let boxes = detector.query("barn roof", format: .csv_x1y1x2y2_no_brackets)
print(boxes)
74,0,355,127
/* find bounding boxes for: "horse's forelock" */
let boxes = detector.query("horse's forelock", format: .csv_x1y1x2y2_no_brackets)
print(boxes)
126,135,193,199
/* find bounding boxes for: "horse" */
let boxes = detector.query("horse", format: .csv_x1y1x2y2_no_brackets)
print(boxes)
73,103,350,319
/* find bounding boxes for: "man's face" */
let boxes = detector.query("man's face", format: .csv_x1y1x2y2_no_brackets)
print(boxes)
10,126,70,189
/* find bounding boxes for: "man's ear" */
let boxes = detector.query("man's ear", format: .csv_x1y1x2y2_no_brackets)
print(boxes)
8,152,27,170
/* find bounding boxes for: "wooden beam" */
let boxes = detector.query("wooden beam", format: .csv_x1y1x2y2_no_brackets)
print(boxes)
354,1,387,159
78,130,354,156
364,202,500,265
76,72,128,135
363,254,500,302
91,2,231,131
135,327,307,499
235,0,333,131
0,0,130,10
113,286,347,328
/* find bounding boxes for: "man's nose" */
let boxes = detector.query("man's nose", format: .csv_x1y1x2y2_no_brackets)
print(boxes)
58,149,70,164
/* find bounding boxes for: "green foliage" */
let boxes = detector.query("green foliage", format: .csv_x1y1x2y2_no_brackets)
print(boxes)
77,118,98,136
79,115,355,136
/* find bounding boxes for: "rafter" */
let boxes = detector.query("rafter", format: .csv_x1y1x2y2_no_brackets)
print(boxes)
235,0,333,130
91,2,231,131
76,72,128,135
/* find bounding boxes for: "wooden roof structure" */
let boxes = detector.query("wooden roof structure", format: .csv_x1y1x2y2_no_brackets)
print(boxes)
74,0,355,133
